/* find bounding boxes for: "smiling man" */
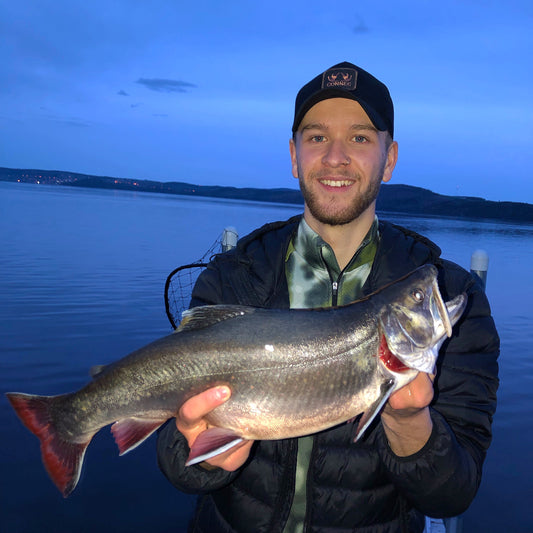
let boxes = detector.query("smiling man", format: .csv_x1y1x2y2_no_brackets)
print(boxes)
290,96,397,269
157,62,499,533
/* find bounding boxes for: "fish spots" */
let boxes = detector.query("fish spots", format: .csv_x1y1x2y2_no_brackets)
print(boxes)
264,344,274,352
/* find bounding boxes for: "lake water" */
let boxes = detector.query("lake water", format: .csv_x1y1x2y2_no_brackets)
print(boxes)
1,181,531,532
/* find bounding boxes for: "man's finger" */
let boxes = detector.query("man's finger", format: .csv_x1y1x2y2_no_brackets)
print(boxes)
387,373,434,411
178,386,231,427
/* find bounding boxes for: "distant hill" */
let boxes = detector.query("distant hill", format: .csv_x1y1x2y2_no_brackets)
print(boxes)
1,166,532,224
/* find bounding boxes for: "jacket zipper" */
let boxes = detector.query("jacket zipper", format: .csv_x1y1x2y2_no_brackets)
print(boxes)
330,270,348,307
321,248,343,307
331,280,339,307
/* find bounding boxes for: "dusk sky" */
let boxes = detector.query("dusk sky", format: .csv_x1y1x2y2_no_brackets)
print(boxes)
1,1,531,203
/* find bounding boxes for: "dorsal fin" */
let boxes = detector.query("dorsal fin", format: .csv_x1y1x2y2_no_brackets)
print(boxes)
177,304,256,332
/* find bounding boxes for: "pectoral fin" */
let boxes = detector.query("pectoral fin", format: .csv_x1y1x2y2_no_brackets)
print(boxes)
186,427,244,466
353,378,395,442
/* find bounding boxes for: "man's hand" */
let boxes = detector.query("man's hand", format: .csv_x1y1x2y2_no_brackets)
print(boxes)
176,386,254,471
380,372,434,456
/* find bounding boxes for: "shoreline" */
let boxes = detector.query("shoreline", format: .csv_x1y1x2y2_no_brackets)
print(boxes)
1,166,532,224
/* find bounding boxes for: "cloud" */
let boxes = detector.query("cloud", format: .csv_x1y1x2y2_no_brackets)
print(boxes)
352,15,369,34
117,90,129,96
40,114,92,128
136,78,197,93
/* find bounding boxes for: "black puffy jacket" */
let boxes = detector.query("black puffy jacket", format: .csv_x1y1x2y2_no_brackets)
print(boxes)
157,216,499,533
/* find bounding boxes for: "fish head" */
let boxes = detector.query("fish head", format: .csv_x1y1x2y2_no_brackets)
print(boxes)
378,265,467,374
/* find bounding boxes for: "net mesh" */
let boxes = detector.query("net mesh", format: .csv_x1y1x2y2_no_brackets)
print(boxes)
164,234,224,329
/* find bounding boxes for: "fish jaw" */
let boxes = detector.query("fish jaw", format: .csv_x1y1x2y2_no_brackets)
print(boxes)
388,291,466,374
379,268,467,375
445,293,467,331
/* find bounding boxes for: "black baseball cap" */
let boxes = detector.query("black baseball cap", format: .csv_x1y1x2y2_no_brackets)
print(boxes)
292,61,394,138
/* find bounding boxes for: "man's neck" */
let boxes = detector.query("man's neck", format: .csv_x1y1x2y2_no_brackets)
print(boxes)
303,204,376,271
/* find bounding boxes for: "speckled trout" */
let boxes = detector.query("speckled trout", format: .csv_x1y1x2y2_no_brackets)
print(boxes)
6,264,466,497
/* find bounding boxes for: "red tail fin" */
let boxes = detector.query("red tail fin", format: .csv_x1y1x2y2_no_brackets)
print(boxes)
6,392,93,497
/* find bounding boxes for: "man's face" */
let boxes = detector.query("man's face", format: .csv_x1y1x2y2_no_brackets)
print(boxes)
290,98,397,227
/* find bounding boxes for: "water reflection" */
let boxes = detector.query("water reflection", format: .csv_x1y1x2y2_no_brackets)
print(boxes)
384,212,533,238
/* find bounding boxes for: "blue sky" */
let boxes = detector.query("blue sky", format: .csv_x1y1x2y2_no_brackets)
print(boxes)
1,0,531,203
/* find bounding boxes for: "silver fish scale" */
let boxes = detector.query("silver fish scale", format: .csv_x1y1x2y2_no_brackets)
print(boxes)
58,300,381,438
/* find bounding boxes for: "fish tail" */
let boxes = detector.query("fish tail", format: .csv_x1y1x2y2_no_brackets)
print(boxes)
6,392,92,497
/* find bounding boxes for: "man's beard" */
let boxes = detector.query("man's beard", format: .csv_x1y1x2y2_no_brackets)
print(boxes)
298,161,386,226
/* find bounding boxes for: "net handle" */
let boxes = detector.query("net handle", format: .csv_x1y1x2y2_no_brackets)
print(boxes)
164,262,208,329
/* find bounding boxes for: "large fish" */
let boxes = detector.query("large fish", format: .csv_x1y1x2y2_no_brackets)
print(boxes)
6,264,466,497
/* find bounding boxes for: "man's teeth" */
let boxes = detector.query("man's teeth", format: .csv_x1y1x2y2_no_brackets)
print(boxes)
320,179,352,187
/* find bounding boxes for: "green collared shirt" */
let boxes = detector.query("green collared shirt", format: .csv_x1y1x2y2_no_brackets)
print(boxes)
282,217,380,533
286,217,379,309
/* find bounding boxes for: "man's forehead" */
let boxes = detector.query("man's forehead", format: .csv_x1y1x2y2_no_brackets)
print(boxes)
298,98,375,131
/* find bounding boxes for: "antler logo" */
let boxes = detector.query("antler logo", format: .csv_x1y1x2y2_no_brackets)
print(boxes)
322,68,358,91
327,72,352,84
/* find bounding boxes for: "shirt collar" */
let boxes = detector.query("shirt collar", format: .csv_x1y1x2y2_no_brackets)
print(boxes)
288,216,379,276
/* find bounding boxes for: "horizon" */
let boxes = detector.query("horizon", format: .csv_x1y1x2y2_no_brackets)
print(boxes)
3,165,533,208
1,1,531,204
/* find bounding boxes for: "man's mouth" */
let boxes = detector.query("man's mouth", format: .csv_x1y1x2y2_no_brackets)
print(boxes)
319,179,353,188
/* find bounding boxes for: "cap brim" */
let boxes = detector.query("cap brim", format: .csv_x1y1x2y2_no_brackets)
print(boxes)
292,90,388,134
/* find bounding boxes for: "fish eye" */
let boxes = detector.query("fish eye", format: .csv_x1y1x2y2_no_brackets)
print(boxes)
412,289,425,302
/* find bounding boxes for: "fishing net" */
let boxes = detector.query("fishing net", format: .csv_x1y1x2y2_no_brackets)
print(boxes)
164,262,210,330
164,228,238,329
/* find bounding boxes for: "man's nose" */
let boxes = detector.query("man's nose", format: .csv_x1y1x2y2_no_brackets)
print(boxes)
322,140,350,167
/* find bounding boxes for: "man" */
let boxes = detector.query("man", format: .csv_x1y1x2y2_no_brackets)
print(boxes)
157,61,499,532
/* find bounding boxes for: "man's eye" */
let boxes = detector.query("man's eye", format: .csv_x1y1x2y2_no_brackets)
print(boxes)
354,135,367,143
311,135,326,143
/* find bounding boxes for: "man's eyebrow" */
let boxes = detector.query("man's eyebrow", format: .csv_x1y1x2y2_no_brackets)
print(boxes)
349,123,379,133
300,122,327,132
299,122,378,133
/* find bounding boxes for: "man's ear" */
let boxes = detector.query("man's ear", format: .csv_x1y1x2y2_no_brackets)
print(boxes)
382,140,398,183
289,138,299,180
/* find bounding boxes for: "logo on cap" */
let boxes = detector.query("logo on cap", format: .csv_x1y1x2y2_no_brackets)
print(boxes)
322,67,358,91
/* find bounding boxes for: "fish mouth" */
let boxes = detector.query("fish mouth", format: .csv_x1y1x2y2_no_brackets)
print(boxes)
379,274,467,375
444,294,467,331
